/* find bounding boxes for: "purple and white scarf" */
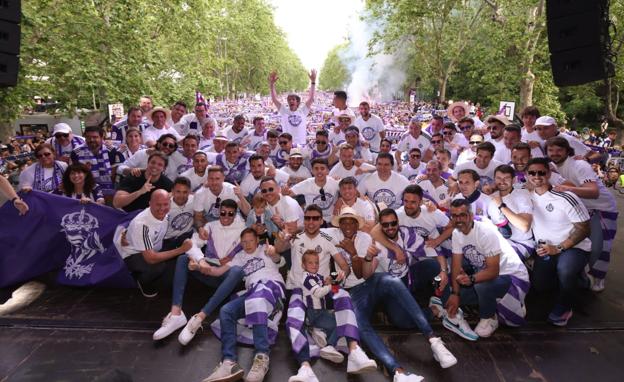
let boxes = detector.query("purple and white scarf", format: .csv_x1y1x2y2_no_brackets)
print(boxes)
53,136,84,157
72,145,113,190
33,162,64,192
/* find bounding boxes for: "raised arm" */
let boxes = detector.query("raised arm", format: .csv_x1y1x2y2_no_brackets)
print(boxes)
268,71,282,110
305,69,317,109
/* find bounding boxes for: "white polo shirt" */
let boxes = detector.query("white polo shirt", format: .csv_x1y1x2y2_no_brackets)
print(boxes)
115,208,168,259
287,230,339,289
291,177,340,222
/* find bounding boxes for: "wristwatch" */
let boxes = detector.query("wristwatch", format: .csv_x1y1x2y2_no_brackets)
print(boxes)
498,202,507,210
364,256,373,262
556,244,565,253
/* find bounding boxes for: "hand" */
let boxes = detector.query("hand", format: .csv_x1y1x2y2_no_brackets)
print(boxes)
265,244,277,258
335,270,346,282
140,178,155,195
366,239,380,258
425,237,441,248
118,143,128,152
573,155,584,160
490,193,502,208
180,239,193,253
395,247,406,265
536,243,559,257
553,184,571,193
397,164,403,173
233,182,243,199
456,271,471,286
199,260,212,275
268,71,279,85
415,174,428,182
130,168,143,177
437,271,449,292
281,184,291,196
309,69,317,83
188,259,199,271
266,165,276,178
13,198,29,215
79,197,91,204
252,222,267,235
323,276,332,286
445,294,460,318
120,229,129,246
528,140,541,149
423,200,436,212
21,187,32,193
332,197,344,215
271,213,284,229
198,227,209,241
481,184,494,195
336,237,356,256
361,141,370,148
277,230,292,242
354,159,365,167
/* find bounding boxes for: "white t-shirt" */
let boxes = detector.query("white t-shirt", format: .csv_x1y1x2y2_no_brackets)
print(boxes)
192,183,240,220
375,243,410,279
453,191,507,226
179,168,208,192
521,129,545,158
142,126,182,144
456,149,476,167
417,179,449,206
176,114,217,136
358,171,410,209
397,133,431,154
223,126,249,144
354,113,385,152
287,230,339,289
281,165,312,184
340,198,376,223
329,161,375,183
454,159,504,187
551,133,589,157
291,177,340,222
115,208,168,259
266,195,304,224
19,161,68,191
401,162,427,182
498,189,534,244
279,104,310,145
165,195,195,239
451,220,528,281
397,205,451,256
530,189,592,251
240,168,289,199
328,129,346,147
492,146,512,164
322,228,371,289
554,157,616,212
229,246,284,289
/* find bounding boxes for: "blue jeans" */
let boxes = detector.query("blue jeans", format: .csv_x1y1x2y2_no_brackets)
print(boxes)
306,308,338,346
350,273,434,374
531,247,589,313
171,254,244,316
456,275,511,318
410,257,442,293
220,294,270,361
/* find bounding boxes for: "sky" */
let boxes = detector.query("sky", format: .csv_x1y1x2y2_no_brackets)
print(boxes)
269,0,363,72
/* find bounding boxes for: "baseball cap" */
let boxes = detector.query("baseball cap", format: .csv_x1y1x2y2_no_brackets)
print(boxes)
52,123,72,135
535,116,557,126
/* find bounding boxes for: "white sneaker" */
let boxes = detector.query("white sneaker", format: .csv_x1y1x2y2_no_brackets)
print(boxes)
288,364,319,382
202,359,244,382
152,312,187,340
178,314,203,345
429,337,457,368
320,345,344,363
309,328,327,347
442,310,478,341
588,274,606,292
474,317,499,338
245,353,269,382
393,371,424,382
428,296,446,319
347,345,377,374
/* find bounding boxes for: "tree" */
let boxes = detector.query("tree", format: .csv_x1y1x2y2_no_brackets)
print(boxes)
318,43,350,90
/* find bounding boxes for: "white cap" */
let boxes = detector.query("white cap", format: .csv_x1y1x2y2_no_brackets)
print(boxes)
52,123,72,135
535,116,557,126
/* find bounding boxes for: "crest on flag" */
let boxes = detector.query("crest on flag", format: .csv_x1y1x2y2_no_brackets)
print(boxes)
60,208,105,279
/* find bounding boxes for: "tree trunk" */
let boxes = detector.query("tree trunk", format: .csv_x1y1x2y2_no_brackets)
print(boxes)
604,77,624,144
438,75,448,102
519,69,535,110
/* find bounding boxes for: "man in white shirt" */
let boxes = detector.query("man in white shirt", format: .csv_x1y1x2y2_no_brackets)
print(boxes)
179,151,210,192
116,189,192,297
259,177,303,238
142,107,183,147
489,165,535,261
239,154,289,200
152,199,246,345
176,102,216,137
400,148,426,181
330,143,376,183
453,141,503,192
545,137,618,292
358,153,410,209
243,116,267,151
269,69,316,146
492,124,522,164
534,116,600,161
331,177,376,232
396,117,432,172
288,158,339,223
223,114,249,144
526,157,592,326
441,198,529,338
417,160,450,209
484,115,509,153
354,101,386,152
193,166,250,226
281,149,311,185
162,177,195,248
45,123,85,162
519,106,544,158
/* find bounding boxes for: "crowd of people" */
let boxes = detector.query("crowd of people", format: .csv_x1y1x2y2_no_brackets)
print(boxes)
1,69,624,382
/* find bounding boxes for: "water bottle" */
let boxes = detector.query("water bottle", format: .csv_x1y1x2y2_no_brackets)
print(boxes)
538,240,550,261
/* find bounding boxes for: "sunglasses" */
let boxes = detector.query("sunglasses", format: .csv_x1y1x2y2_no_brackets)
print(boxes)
451,213,469,219
469,141,482,145
410,154,421,158
160,142,176,149
36,152,52,158
527,170,547,176
459,125,472,130
431,140,442,144
220,211,235,217
381,221,398,228
443,131,454,135
214,197,221,209
55,133,70,138
316,140,327,145
304,215,322,221
279,141,289,145
319,187,326,202
261,187,275,193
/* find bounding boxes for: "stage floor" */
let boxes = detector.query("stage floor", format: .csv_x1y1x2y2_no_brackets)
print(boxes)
2,191,624,382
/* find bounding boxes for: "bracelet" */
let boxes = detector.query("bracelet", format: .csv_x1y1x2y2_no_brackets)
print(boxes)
11,197,19,203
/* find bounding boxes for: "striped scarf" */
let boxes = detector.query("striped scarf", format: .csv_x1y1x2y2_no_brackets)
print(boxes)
216,153,248,184
286,288,359,354
53,136,83,157
496,275,529,327
204,229,242,261
210,280,285,345
33,162,64,192
72,145,113,190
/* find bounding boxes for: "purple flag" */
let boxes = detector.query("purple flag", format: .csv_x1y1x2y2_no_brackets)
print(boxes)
0,191,138,288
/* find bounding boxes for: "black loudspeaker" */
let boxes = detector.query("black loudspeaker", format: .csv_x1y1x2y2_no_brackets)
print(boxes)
0,0,21,87
546,0,613,87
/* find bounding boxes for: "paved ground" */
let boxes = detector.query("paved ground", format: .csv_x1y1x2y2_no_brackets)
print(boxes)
1,191,624,382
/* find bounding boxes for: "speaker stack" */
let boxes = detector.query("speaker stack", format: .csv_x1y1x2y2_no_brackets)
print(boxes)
546,0,614,87
0,0,21,87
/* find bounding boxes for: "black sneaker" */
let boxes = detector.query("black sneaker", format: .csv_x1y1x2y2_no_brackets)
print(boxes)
137,280,158,298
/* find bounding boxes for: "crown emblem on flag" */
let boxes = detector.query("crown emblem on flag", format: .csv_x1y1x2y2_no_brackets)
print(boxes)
61,209,99,231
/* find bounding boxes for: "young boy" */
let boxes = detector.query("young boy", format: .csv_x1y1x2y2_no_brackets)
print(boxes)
246,192,279,244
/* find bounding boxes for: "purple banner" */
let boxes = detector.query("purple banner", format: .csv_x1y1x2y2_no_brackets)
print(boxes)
0,191,138,288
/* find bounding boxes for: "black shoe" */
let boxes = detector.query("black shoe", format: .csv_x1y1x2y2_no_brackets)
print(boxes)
137,280,158,298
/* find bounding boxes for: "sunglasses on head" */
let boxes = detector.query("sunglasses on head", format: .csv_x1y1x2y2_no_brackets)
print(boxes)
304,215,322,221
527,170,547,176
220,210,235,217
469,140,482,145
381,221,398,228
55,133,70,138
36,152,52,158
261,187,274,193
160,142,176,149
